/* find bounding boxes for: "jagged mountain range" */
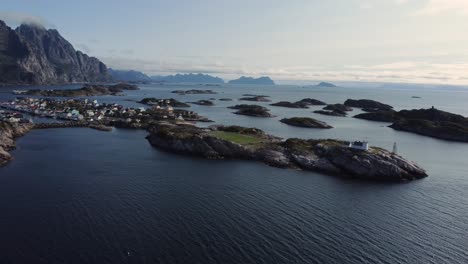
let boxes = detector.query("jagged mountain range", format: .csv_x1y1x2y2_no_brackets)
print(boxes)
0,20,110,85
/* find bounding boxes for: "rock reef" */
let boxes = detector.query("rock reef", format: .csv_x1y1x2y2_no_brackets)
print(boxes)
146,123,427,182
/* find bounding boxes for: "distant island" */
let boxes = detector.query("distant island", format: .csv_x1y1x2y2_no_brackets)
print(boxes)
108,69,151,83
151,73,224,84
228,76,275,85
314,82,337,88
0,20,110,86
15,83,138,97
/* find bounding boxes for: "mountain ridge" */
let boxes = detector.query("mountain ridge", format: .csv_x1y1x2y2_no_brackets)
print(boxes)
0,20,110,85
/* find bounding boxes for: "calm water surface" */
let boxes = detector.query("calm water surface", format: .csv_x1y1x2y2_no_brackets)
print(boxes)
0,83,467,263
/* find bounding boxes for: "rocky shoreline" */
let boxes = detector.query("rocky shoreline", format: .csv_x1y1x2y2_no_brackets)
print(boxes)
0,122,33,166
146,123,427,182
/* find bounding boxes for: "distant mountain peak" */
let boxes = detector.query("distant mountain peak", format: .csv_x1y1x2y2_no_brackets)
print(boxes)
316,82,337,87
0,19,110,85
228,76,275,85
151,73,225,84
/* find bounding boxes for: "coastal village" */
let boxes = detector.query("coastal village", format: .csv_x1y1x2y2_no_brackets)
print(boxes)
0,97,210,127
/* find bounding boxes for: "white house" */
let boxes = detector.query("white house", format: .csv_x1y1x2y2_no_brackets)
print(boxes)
350,141,369,151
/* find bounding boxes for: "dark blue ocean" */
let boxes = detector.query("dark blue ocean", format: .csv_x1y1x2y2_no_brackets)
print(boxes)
0,83,467,263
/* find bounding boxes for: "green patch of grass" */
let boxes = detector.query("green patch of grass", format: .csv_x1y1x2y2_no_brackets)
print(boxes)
210,131,264,145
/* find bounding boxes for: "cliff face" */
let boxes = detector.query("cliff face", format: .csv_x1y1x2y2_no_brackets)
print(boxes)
0,20,110,85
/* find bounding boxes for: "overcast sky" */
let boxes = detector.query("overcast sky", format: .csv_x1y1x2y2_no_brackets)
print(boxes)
1,0,468,84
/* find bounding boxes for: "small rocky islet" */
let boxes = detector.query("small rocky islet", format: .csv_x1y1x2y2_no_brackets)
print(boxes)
228,104,273,117
280,117,333,129
270,98,326,109
239,96,271,102
171,89,217,95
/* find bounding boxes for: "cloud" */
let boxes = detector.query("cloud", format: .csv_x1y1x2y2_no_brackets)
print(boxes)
413,0,468,16
0,11,47,27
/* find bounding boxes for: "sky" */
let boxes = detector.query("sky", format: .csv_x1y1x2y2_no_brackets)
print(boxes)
1,0,468,84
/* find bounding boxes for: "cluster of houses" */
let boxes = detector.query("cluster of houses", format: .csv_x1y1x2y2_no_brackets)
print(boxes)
0,97,206,124
0,110,31,123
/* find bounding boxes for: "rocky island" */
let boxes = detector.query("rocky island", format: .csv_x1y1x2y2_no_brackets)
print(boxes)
239,96,271,102
271,98,327,109
355,107,468,142
323,104,353,112
17,83,138,97
146,123,427,182
344,99,393,112
280,117,333,129
313,110,347,117
228,104,272,117
171,89,217,95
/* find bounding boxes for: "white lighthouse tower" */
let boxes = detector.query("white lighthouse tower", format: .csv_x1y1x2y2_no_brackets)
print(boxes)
392,142,398,154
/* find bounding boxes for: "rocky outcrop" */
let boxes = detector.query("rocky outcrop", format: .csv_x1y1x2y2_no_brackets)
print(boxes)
280,117,333,129
271,98,326,109
239,96,271,102
270,101,309,109
21,83,138,97
344,99,393,111
0,20,111,85
228,104,272,117
171,89,217,95
298,98,327,105
146,124,427,182
313,110,347,117
354,111,396,122
323,104,353,112
0,121,33,166
355,107,468,142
